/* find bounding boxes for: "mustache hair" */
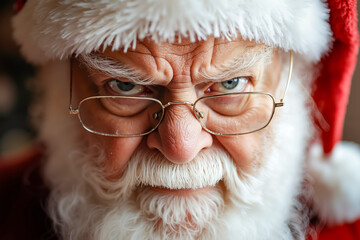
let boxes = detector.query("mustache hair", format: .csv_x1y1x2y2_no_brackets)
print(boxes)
81,147,228,202
133,149,224,189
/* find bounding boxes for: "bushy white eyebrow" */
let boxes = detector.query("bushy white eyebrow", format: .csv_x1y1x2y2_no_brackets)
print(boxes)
200,46,273,80
79,46,273,85
78,53,155,85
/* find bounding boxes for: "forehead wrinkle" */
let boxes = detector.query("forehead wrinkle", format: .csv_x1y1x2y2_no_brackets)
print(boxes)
200,45,273,81
140,38,218,86
147,37,210,57
78,53,155,85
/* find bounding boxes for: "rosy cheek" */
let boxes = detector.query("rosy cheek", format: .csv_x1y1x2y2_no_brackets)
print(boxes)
215,132,266,174
86,133,143,174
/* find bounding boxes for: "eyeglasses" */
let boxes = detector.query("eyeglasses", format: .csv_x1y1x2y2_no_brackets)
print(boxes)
69,51,293,137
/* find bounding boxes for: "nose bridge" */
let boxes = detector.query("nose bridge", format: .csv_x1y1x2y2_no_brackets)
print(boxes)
148,99,212,164
163,103,201,158
161,102,197,131
159,100,204,134
160,100,204,124
160,100,195,124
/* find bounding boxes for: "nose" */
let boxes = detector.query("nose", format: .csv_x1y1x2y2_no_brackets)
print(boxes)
147,103,213,164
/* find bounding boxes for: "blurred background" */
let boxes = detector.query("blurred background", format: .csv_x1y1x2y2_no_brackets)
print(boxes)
0,1,359,157
0,1,36,157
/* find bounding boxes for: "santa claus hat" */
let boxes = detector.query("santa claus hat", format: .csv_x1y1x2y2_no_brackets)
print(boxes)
12,0,359,226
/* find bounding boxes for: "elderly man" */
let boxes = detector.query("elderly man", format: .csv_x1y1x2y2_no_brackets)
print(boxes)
1,0,360,239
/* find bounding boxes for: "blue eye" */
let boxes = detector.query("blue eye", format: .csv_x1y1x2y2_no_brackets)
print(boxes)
222,78,239,89
116,81,135,91
107,79,143,96
210,77,249,93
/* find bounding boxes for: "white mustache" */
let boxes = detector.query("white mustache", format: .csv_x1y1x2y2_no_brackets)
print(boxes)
132,149,226,190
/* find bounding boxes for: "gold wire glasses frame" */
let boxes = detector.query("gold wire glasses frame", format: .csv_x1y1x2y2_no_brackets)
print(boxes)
69,51,293,137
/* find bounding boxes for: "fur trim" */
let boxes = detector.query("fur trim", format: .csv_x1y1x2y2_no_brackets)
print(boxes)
12,0,47,65
309,142,360,225
12,0,332,65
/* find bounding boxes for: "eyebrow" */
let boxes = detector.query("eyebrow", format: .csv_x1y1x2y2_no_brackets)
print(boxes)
78,53,155,85
79,46,273,85
200,46,273,80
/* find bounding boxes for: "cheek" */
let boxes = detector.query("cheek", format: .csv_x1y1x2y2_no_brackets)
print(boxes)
86,133,143,174
216,131,269,173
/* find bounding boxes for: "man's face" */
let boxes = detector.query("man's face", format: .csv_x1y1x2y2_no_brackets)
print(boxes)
72,37,280,181
46,36,310,239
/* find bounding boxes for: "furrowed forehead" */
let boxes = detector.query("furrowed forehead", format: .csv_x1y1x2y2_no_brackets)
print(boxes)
200,44,274,80
78,38,273,85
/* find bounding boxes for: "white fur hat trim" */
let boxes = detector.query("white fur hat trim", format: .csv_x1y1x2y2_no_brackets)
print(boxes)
309,142,360,225
12,0,332,65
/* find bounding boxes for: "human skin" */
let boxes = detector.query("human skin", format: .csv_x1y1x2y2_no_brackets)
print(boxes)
71,36,281,195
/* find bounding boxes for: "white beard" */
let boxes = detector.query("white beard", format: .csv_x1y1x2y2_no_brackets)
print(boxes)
37,56,313,240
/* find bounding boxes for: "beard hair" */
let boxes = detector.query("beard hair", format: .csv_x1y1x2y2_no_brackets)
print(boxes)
46,145,260,239
37,54,314,240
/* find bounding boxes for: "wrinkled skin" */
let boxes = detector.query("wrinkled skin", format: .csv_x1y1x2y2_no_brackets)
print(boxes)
72,36,281,194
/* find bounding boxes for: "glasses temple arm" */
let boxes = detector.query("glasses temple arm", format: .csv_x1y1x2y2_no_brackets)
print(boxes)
69,58,78,114
279,50,293,103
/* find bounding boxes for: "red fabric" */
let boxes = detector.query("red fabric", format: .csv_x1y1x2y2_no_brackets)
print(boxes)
16,0,27,13
0,145,42,186
317,219,360,240
312,0,359,154
0,145,55,240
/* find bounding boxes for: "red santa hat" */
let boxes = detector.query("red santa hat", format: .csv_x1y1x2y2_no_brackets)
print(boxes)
12,0,359,226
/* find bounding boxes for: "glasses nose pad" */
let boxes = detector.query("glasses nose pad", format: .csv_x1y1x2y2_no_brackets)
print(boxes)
194,108,204,119
153,111,163,120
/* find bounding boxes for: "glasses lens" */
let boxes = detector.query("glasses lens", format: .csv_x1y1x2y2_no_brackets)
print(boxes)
78,96,163,136
194,93,275,135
